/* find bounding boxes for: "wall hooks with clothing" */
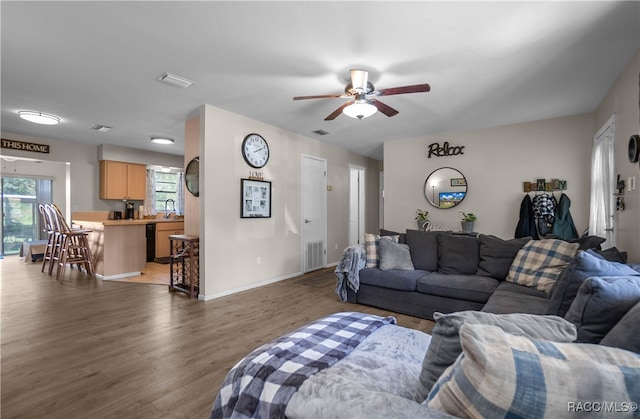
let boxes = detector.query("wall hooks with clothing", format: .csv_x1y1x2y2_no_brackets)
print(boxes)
515,180,577,240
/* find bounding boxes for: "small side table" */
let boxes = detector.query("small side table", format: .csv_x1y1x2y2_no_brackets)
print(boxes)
168,235,199,298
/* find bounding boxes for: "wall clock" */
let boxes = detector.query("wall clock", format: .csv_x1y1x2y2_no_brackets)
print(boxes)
185,156,199,197
628,135,639,163
242,133,270,168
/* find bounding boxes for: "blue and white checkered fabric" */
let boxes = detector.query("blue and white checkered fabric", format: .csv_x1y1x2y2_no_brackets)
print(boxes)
211,312,396,419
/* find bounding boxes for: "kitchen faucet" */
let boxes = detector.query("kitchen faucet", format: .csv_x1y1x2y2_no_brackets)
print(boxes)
164,199,176,218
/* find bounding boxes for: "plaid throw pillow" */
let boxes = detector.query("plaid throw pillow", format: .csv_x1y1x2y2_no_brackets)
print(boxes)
427,324,640,419
507,239,578,293
364,233,398,268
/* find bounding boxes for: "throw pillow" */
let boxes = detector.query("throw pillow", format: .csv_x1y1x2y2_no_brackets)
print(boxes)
426,324,640,419
507,239,579,293
380,228,406,244
565,275,640,343
364,233,398,268
406,230,445,272
437,234,481,275
600,301,640,353
546,250,640,317
593,246,628,263
378,237,414,271
476,234,531,280
414,311,577,403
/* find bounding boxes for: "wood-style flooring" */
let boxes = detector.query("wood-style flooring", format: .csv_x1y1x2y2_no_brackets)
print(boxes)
1,256,434,419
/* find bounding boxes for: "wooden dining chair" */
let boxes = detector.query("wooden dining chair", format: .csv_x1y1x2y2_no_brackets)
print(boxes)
39,204,57,274
48,204,95,284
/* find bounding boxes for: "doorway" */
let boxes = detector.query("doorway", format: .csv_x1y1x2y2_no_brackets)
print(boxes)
302,155,327,273
348,165,365,246
1,176,52,256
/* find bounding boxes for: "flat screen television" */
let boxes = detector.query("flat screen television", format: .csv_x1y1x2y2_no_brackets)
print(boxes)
439,191,466,208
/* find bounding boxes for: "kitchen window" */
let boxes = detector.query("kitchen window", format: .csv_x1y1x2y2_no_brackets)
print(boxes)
155,172,179,213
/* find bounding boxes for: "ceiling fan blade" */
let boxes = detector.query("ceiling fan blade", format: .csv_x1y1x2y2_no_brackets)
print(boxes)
375,83,431,96
324,101,352,121
371,99,399,117
293,93,344,100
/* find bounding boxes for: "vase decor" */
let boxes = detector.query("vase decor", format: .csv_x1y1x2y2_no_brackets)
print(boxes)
459,212,477,234
415,209,430,231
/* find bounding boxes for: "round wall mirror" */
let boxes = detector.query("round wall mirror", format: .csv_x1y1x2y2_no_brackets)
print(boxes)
185,157,199,197
424,167,467,209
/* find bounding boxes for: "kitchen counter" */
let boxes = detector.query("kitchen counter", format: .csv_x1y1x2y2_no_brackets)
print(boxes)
86,218,184,226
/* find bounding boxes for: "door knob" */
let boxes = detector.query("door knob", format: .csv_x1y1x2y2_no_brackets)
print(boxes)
304,219,311,223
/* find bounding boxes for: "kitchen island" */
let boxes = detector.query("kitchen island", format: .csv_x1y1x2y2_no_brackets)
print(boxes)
72,213,183,280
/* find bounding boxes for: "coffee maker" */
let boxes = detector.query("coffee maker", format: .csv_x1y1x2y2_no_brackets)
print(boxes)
125,202,135,219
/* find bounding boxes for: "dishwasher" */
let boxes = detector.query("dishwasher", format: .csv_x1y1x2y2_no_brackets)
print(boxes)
145,223,156,262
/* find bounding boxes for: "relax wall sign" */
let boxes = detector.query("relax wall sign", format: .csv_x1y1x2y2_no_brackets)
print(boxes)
1,138,50,154
427,141,465,158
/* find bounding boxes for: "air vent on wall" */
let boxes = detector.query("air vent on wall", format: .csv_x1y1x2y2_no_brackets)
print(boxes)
90,124,112,132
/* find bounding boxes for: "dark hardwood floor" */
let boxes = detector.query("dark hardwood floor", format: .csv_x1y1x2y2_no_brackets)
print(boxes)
1,256,434,418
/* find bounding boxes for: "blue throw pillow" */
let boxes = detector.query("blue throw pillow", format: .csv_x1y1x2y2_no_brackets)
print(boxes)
547,250,640,317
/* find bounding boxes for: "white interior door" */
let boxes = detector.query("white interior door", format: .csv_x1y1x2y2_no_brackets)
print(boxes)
302,155,327,272
589,115,616,248
348,166,365,246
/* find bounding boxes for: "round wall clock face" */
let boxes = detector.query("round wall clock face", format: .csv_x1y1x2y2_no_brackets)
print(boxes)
185,157,199,197
242,133,270,168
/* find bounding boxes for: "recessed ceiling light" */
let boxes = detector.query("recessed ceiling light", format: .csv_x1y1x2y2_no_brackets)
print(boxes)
158,72,193,88
151,137,175,145
18,111,60,125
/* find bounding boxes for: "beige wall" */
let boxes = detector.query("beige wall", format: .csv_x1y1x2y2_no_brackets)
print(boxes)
383,113,594,240
594,51,640,263
196,105,379,299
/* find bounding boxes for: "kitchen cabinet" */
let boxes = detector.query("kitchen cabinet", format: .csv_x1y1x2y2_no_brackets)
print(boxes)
99,160,147,200
155,221,184,259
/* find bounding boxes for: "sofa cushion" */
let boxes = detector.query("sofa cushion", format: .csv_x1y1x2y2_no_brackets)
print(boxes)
547,234,606,250
593,246,628,263
600,301,640,353
546,250,640,318
437,234,480,275
364,233,398,268
358,267,425,292
507,239,579,293
416,273,498,304
494,280,550,298
565,275,640,343
379,237,414,271
476,234,530,280
481,288,550,315
406,230,445,272
414,311,577,403
426,324,640,418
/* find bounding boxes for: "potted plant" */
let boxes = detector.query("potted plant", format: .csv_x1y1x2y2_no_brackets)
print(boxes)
459,212,477,234
415,209,430,231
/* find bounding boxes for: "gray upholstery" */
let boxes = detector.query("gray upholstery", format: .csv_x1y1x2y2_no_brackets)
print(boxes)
482,288,550,315
494,281,549,298
416,273,498,303
476,234,530,280
405,230,445,272
358,267,425,292
436,234,481,275
379,237,415,271
600,301,640,353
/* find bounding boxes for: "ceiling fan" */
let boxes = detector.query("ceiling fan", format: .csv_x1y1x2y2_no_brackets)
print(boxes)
293,69,430,121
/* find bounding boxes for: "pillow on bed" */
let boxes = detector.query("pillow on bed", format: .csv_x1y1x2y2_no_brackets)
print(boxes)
364,233,398,268
426,324,640,419
379,237,414,271
414,311,576,403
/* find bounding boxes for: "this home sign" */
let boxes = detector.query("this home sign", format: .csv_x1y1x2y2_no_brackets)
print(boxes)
427,141,465,158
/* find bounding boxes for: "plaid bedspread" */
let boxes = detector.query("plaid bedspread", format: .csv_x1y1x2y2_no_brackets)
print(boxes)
210,312,397,419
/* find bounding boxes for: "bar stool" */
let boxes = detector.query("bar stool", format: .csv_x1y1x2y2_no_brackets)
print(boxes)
40,204,63,276
48,205,95,284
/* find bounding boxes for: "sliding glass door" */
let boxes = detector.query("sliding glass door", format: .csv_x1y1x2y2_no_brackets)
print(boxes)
1,176,52,256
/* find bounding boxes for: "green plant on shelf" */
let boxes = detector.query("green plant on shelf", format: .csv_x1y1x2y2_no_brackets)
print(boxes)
460,212,477,222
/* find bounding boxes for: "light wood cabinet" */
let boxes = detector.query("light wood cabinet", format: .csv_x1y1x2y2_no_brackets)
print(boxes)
155,221,184,259
99,160,147,200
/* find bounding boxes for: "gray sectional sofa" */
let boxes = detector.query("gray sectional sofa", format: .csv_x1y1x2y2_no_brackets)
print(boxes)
340,229,636,321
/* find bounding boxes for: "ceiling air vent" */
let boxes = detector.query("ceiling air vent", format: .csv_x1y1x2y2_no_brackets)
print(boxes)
312,129,330,136
90,124,112,132
158,72,193,88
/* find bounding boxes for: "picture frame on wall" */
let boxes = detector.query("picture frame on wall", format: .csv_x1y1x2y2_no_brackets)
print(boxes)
241,178,272,218
450,178,466,186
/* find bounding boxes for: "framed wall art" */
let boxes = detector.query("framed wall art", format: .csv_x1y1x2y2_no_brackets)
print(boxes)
241,178,271,218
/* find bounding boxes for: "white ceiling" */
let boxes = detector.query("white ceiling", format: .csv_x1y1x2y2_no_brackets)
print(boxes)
1,1,638,160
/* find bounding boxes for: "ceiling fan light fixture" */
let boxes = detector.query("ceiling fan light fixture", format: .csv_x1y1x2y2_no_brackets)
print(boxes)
18,111,60,125
150,137,175,145
350,69,368,92
343,102,377,120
